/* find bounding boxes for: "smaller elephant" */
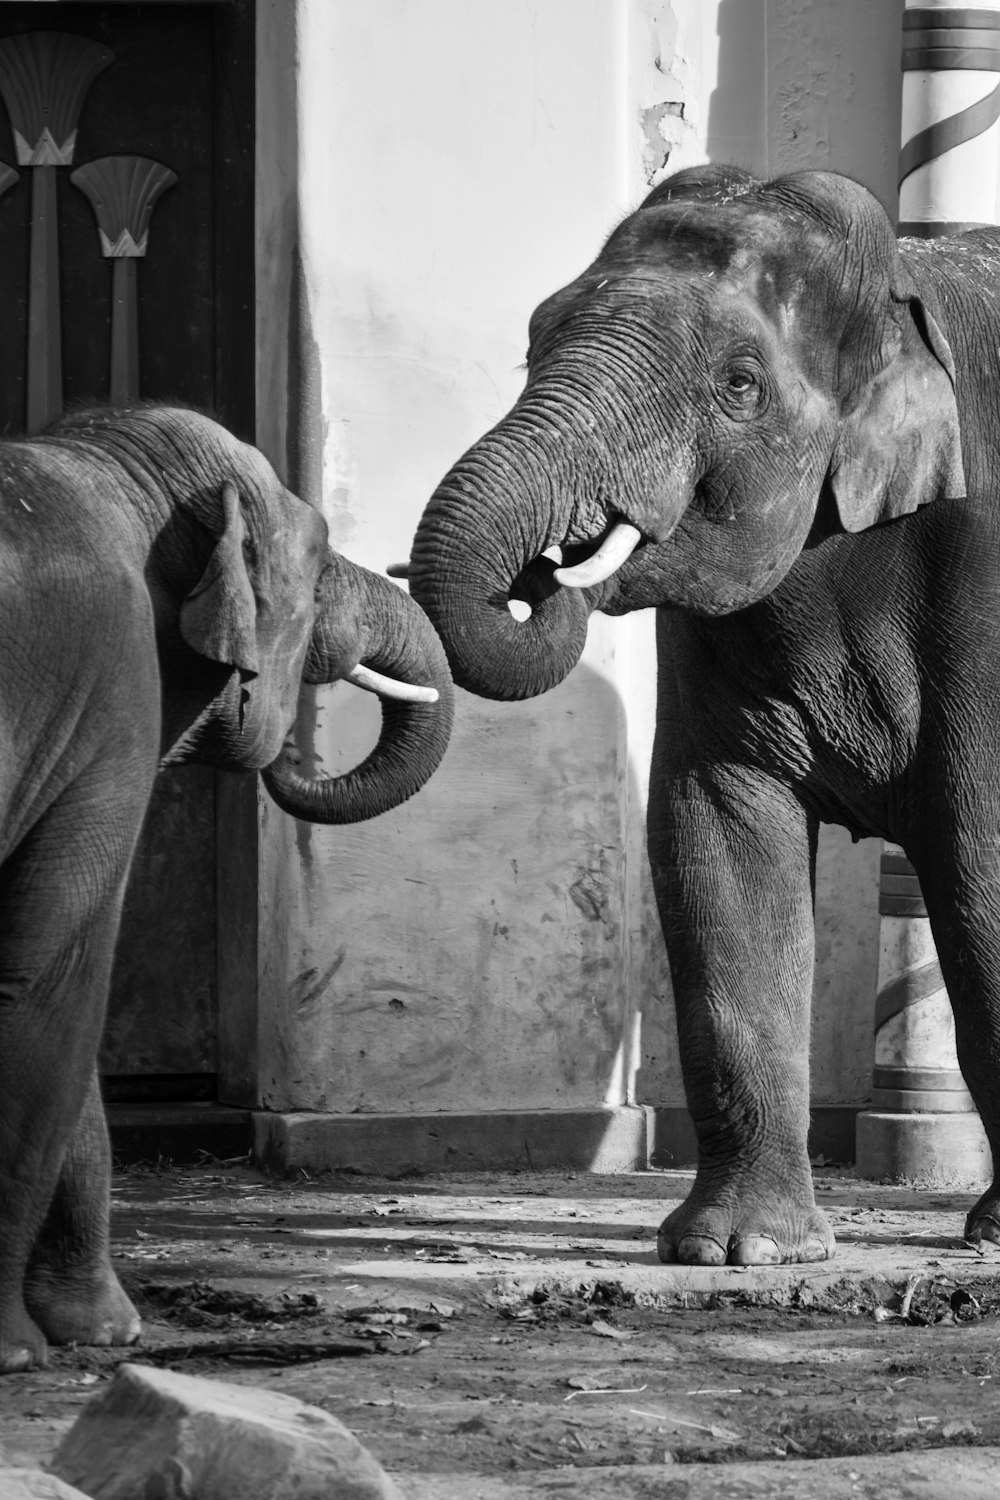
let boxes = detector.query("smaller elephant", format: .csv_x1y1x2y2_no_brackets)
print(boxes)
0,404,453,1373
410,165,1000,1265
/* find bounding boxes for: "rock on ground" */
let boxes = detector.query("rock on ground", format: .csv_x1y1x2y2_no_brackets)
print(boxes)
49,1362,405,1500
0,1470,93,1500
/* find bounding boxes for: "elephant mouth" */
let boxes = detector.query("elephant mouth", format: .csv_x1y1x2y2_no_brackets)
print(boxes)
503,517,647,620
547,519,644,588
401,517,648,613
263,660,446,822
273,659,439,770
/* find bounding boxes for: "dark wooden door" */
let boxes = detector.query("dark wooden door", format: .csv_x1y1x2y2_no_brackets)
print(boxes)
0,1,255,1101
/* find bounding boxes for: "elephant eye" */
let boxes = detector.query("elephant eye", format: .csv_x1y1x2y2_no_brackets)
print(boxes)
716,359,767,420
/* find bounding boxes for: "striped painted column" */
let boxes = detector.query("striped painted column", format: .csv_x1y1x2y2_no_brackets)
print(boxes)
898,2,1000,235
855,849,990,1183
855,4,998,1184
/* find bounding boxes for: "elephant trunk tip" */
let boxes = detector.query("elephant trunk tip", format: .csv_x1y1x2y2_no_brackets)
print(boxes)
408,548,594,702
262,688,454,825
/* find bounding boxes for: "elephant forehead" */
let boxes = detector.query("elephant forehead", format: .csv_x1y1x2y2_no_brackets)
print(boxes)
256,493,328,580
532,267,801,371
284,494,329,571
600,203,835,319
609,200,813,270
226,440,328,551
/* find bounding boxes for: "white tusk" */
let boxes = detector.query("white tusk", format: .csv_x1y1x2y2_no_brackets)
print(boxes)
348,664,439,703
552,522,642,589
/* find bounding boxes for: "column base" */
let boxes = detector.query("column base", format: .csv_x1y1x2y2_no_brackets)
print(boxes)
855,1109,993,1187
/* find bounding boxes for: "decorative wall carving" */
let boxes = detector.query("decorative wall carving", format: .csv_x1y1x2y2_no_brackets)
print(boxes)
0,31,176,428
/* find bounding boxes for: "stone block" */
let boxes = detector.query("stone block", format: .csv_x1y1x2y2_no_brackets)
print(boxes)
50,1363,404,1500
255,1104,653,1175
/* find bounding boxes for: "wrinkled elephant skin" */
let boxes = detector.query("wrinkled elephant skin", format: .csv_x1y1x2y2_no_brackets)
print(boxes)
409,166,1000,1265
0,405,452,1372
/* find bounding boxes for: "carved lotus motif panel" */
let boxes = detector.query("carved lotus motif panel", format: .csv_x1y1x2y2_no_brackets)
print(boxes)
0,2,255,1098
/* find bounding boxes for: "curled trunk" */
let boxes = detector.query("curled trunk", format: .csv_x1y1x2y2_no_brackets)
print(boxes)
408,438,597,701
262,552,454,823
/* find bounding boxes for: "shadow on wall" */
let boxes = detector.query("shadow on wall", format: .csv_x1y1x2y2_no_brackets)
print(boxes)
282,624,879,1171
708,0,904,214
266,655,676,1133
708,0,767,170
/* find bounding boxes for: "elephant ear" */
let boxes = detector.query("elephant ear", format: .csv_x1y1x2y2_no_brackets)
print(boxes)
828,285,966,532
752,171,965,531
179,481,260,676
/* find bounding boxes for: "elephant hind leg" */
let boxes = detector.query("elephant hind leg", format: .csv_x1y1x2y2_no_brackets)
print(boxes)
0,1302,45,1374
965,1189,1000,1248
908,838,1000,1248
0,904,125,1371
24,1070,139,1349
0,763,151,1372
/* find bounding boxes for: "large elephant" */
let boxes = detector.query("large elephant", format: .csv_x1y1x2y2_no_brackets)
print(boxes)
0,403,452,1373
409,164,1000,1267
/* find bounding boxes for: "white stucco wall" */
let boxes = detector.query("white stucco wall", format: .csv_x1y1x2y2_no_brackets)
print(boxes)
254,0,904,1132
257,0,639,1116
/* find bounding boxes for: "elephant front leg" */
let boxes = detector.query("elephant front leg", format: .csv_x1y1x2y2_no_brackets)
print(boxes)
650,771,834,1266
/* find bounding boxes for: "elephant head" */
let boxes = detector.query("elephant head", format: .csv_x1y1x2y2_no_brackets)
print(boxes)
52,405,453,823
408,167,965,700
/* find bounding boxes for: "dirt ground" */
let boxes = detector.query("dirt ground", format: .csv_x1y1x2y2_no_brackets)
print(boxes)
4,1160,1000,1495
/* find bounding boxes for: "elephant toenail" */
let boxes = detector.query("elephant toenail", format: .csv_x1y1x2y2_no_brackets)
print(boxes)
728,1235,781,1265
672,1234,728,1266
656,1230,680,1264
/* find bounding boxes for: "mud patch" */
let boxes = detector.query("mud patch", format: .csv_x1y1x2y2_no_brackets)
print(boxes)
490,1266,1000,1325
136,1279,325,1328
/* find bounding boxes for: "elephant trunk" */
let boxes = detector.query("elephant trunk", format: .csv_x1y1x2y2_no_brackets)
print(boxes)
409,430,600,701
262,552,454,823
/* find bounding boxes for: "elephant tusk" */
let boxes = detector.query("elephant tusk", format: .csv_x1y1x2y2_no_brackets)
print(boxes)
348,663,439,704
552,521,642,588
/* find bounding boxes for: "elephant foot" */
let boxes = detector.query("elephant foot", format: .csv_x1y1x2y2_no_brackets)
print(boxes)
964,1187,1000,1249
657,1186,835,1266
24,1263,140,1348
0,1303,49,1373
